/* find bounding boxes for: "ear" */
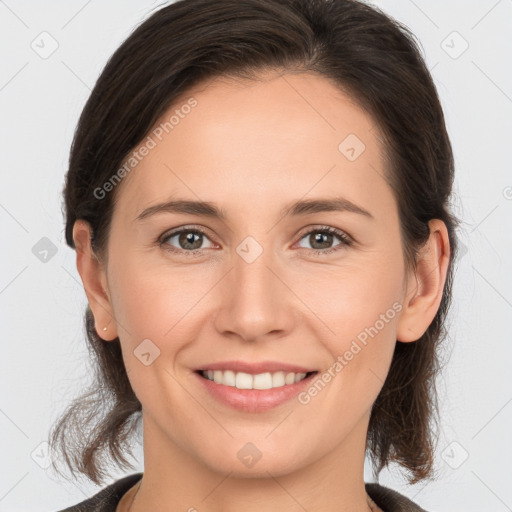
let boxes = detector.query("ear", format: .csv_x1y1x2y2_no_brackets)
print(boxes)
72,220,118,341
396,219,451,343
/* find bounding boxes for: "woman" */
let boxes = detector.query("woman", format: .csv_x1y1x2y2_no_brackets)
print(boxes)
50,0,460,510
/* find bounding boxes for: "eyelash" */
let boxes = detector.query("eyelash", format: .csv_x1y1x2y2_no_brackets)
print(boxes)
158,224,354,257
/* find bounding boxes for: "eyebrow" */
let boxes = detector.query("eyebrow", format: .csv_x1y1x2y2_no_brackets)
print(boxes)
135,196,374,222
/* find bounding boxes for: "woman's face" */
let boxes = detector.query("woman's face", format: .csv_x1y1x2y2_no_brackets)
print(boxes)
84,71,420,477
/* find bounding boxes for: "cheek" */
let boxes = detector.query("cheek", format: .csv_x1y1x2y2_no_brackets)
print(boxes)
299,295,399,436
108,252,205,338
106,261,196,403
106,256,220,396
295,257,403,338
298,260,403,392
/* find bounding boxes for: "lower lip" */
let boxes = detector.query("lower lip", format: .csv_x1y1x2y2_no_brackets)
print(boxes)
193,371,318,412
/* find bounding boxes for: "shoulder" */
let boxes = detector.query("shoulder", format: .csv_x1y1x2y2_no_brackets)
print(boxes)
365,482,429,512
55,473,143,512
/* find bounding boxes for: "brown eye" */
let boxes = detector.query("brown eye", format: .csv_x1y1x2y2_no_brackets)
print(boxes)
296,226,353,255
160,227,215,254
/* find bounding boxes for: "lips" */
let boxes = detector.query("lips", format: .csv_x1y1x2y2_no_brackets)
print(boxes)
190,360,319,412
193,368,318,412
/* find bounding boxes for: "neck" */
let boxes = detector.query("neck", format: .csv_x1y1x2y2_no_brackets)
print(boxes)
128,411,376,512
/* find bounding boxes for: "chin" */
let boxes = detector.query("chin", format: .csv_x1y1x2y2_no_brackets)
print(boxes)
196,441,308,478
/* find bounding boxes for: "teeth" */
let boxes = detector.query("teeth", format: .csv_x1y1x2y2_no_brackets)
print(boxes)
201,370,309,389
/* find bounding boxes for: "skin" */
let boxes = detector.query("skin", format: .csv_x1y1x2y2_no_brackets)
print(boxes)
73,70,450,512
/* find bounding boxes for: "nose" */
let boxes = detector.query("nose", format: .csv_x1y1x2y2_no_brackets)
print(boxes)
212,242,297,344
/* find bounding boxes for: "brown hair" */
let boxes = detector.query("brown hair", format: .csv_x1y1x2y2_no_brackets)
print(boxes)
49,0,460,487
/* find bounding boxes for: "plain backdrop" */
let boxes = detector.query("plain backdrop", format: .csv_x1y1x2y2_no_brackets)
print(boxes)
1,1,511,511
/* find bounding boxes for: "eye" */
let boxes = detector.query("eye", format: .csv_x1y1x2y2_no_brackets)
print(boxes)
159,226,216,255
295,226,353,255
158,224,353,257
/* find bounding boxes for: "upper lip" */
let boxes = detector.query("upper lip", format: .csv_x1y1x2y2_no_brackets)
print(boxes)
195,360,317,375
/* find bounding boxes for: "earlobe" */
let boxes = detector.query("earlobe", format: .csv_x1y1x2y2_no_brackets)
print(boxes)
72,220,118,341
396,219,450,343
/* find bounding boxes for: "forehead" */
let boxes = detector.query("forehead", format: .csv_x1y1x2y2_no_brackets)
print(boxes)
114,71,393,221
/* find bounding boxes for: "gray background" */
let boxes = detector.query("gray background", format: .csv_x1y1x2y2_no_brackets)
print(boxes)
1,0,511,510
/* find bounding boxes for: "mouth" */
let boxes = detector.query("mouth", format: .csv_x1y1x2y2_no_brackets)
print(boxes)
191,360,320,412
193,366,319,413
195,369,318,390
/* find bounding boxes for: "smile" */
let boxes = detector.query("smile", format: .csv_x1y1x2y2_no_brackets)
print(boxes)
199,369,317,390
194,369,319,412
